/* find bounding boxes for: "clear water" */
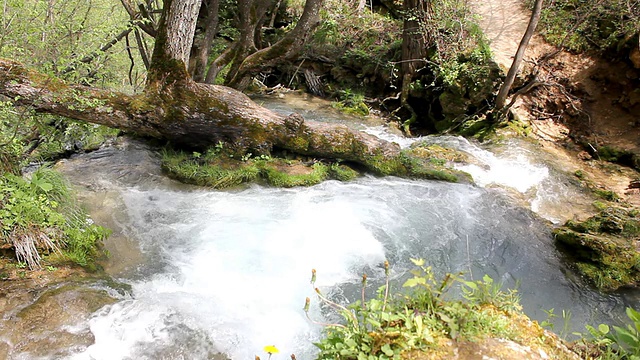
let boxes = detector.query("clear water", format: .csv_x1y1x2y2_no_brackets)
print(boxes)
47,96,637,359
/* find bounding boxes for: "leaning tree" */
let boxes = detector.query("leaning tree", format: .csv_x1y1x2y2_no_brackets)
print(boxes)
0,0,414,174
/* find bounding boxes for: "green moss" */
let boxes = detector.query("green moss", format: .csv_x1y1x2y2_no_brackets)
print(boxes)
593,188,620,202
598,146,633,163
361,147,472,183
408,142,469,163
286,136,311,152
161,149,260,189
328,163,360,181
458,118,495,140
161,147,360,188
261,162,329,187
331,89,370,116
363,153,407,176
555,207,640,290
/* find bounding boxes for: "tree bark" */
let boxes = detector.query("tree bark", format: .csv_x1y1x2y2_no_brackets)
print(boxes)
191,0,220,82
494,0,543,110
398,0,433,132
225,0,324,90
147,0,201,84
223,0,274,86
0,58,400,170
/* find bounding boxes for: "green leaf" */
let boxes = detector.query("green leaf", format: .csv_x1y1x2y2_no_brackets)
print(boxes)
482,274,493,284
628,307,640,325
345,338,357,348
366,318,381,328
381,312,390,321
598,324,610,334
38,182,53,192
381,344,394,356
438,312,452,323
415,315,423,335
463,281,478,290
410,258,425,266
613,325,639,347
403,277,426,288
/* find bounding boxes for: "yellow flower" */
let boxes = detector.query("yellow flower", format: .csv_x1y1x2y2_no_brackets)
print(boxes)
264,345,280,354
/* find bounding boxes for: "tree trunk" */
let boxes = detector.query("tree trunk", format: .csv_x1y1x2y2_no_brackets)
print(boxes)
225,0,325,90
399,0,433,132
0,58,400,171
494,0,543,111
147,0,201,84
222,0,273,86
191,0,220,82
0,0,467,180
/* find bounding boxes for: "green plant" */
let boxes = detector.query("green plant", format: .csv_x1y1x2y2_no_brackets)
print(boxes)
332,89,370,116
0,167,109,269
535,0,639,54
309,259,525,359
585,307,640,359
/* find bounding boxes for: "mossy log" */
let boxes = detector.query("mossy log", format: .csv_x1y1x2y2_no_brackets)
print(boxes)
0,58,416,175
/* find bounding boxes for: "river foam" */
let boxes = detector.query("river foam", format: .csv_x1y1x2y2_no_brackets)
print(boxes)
66,175,628,359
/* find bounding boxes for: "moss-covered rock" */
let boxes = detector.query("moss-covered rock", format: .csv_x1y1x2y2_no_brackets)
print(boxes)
554,207,640,290
161,140,472,189
260,161,329,187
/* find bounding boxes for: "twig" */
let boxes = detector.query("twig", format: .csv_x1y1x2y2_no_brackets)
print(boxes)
382,260,390,312
288,59,305,88
60,27,134,75
125,33,135,86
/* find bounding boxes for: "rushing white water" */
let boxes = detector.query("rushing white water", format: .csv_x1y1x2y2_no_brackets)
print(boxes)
43,96,633,359
56,145,629,359
364,125,591,223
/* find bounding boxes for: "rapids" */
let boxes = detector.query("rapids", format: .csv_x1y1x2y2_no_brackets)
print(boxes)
10,94,639,359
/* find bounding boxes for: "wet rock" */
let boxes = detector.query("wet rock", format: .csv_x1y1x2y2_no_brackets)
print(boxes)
401,311,580,359
0,280,119,359
554,207,640,290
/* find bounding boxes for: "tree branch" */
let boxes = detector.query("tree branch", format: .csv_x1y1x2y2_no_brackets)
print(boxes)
60,27,134,75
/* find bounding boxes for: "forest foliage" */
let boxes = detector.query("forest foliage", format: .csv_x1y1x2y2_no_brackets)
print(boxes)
535,0,639,54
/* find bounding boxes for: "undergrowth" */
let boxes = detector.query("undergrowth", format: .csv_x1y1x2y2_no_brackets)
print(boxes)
534,0,639,54
308,259,528,359
161,144,360,189
0,167,109,269
572,307,640,360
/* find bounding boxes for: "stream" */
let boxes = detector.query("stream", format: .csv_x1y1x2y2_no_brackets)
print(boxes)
8,94,640,359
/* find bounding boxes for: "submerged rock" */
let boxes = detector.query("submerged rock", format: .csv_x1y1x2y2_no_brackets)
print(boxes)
554,207,640,290
0,260,128,359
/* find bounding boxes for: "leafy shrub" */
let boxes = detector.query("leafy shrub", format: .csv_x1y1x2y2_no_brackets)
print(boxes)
309,259,526,359
535,0,640,54
0,168,109,269
332,89,370,116
584,307,640,359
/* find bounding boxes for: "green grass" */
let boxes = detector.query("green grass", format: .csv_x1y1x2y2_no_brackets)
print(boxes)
0,167,109,269
161,146,362,189
261,162,330,187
